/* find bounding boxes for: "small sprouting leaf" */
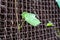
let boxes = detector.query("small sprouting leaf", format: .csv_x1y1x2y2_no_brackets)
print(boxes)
18,24,22,30
46,21,54,27
21,12,41,26
56,0,60,8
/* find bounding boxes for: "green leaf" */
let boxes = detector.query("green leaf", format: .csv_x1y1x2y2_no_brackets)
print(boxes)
46,21,54,27
56,0,60,8
21,12,41,26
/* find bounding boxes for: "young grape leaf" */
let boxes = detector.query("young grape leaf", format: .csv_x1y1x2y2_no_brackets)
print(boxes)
21,12,41,26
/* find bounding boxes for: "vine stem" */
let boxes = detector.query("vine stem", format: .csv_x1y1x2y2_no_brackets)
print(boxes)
15,0,25,30
15,0,19,28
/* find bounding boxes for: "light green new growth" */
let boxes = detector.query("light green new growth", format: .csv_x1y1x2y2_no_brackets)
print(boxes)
21,12,41,26
46,21,54,27
56,0,60,8
18,24,22,30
